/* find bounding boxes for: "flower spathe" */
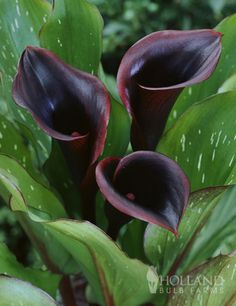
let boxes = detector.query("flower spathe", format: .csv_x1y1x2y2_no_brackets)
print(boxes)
117,29,222,150
12,46,110,184
96,151,190,238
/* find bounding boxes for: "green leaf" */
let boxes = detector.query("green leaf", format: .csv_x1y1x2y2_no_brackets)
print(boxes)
0,154,78,274
0,242,60,297
0,154,65,218
0,171,153,306
45,220,153,306
102,96,130,158
118,220,148,263
183,185,236,272
99,65,131,158
158,92,236,191
167,14,236,130
144,187,226,277
40,0,103,74
218,74,236,93
98,65,121,102
0,0,51,160
167,252,236,306
0,276,58,306
0,115,46,183
95,191,108,231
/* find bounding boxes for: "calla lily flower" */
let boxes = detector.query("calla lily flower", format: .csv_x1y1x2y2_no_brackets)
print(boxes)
96,151,189,238
117,30,222,150
12,46,110,184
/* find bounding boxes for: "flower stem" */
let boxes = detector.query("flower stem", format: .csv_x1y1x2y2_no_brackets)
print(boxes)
60,276,77,306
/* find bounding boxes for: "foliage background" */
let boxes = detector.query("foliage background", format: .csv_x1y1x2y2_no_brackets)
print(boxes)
94,0,236,74
1,0,236,266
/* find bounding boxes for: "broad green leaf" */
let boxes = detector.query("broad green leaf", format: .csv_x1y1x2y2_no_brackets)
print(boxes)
40,0,103,74
167,253,236,306
0,154,65,218
45,220,153,306
167,14,236,130
13,208,78,275
4,183,153,306
0,0,51,160
144,187,226,277
99,66,131,158
0,115,46,183
0,154,78,274
0,96,7,115
183,185,236,272
0,276,58,306
102,96,130,158
218,74,236,93
0,242,60,297
118,220,148,263
158,92,236,191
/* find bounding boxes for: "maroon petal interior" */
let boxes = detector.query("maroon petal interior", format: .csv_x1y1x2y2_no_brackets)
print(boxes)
96,151,190,238
117,30,222,150
13,46,110,183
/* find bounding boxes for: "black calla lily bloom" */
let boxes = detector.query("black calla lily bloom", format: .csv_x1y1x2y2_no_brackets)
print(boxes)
96,151,189,238
117,30,222,151
12,46,110,184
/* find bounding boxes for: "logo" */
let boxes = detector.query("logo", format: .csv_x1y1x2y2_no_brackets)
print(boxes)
146,266,225,295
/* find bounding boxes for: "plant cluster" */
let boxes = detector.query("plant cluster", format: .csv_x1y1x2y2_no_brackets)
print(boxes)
0,1,236,306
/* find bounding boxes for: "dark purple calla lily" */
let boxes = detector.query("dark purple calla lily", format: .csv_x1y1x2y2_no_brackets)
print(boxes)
12,46,110,184
96,151,189,238
117,30,222,151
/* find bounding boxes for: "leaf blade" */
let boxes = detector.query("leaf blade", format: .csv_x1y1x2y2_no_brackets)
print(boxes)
0,242,60,297
0,0,51,160
40,0,103,74
159,92,236,191
0,276,58,306
167,253,236,306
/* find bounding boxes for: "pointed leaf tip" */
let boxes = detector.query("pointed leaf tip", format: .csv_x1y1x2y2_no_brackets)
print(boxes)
117,29,222,150
96,151,190,238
